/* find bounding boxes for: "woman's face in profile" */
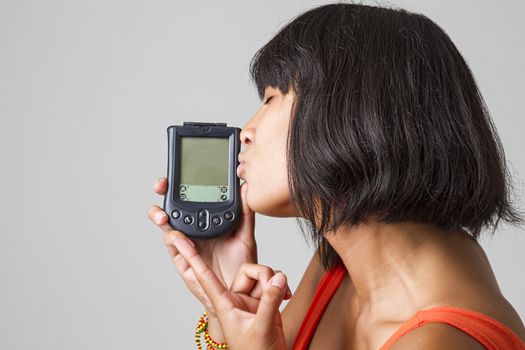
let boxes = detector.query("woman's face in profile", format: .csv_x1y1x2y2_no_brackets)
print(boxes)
238,86,296,217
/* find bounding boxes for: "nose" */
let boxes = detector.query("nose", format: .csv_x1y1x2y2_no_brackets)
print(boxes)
240,126,254,147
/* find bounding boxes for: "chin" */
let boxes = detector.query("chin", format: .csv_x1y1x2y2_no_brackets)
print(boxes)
246,186,296,217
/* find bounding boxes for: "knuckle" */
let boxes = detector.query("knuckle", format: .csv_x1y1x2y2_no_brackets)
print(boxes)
163,233,175,246
260,265,274,277
262,265,274,273
172,253,184,262
189,254,206,274
147,206,156,218
172,255,185,272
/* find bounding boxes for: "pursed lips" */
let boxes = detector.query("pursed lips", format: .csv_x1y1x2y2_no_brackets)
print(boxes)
237,154,246,179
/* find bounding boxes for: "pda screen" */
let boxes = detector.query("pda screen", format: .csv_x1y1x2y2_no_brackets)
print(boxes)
178,136,229,202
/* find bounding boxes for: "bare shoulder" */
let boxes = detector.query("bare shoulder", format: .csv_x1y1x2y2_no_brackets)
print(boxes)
281,248,325,349
388,322,486,350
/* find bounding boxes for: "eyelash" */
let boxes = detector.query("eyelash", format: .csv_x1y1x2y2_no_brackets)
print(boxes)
264,96,274,104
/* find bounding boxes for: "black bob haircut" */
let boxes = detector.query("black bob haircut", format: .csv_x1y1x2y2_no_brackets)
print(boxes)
248,2,523,271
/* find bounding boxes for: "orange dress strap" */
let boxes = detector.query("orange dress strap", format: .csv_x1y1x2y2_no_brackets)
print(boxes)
291,261,525,350
379,306,525,350
292,261,347,350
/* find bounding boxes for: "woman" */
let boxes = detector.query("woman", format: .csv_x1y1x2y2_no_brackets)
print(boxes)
148,3,525,349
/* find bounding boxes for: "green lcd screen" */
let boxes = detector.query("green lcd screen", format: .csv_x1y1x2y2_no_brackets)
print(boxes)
178,136,229,202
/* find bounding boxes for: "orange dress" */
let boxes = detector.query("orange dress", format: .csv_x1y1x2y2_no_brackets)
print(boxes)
292,261,525,350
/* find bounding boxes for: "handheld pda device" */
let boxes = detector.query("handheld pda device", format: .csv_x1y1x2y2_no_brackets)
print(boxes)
163,122,242,239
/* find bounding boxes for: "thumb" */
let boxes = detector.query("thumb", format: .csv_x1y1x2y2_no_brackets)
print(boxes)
254,272,287,332
237,182,255,240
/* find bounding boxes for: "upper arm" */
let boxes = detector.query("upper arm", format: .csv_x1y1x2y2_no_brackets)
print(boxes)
388,322,486,350
281,248,324,349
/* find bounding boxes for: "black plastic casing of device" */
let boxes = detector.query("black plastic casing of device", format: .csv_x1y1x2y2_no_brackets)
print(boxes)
163,122,242,239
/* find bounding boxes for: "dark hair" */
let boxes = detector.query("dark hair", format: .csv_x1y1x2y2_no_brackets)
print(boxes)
248,2,523,271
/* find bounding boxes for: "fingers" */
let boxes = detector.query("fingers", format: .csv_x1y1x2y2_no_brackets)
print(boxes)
273,269,293,300
148,204,194,250
147,204,192,273
255,272,287,333
240,181,254,217
171,235,234,315
229,264,292,300
229,263,275,297
147,204,175,234
163,234,191,273
236,182,256,242
153,177,168,195
149,177,200,252
147,205,194,246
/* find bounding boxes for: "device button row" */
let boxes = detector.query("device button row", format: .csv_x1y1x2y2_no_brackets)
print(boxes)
172,210,233,226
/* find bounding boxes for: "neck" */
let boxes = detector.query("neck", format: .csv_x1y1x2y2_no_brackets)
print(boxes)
324,219,485,320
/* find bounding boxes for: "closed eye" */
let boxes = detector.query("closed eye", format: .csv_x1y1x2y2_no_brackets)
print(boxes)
264,96,274,104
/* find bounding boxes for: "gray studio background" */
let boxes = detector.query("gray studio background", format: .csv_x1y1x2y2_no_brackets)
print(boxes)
1,0,524,349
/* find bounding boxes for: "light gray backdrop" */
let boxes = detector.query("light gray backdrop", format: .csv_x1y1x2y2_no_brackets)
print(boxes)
1,0,524,349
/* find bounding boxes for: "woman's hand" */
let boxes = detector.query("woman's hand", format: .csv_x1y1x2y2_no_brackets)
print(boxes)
147,177,259,317
171,234,289,350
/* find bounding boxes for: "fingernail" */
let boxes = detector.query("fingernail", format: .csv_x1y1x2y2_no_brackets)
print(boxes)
271,273,286,289
171,236,194,257
155,211,166,223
